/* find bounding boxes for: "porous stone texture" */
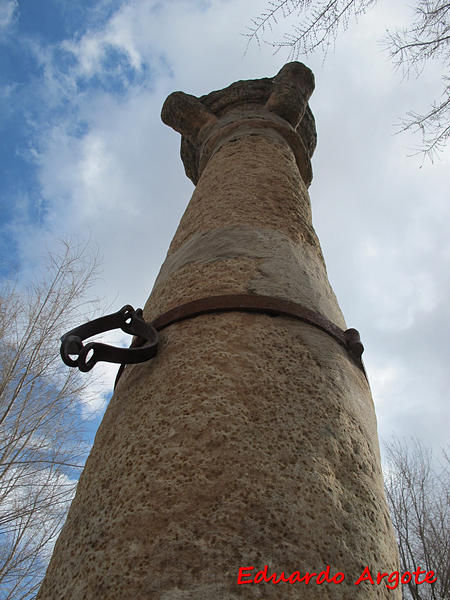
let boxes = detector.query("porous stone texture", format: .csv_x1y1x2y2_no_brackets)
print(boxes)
37,63,400,599
177,62,317,185
150,226,345,328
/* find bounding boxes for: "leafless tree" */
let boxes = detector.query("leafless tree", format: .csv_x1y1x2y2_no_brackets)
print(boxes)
246,1,450,159
0,241,100,600
384,439,450,600
385,2,450,157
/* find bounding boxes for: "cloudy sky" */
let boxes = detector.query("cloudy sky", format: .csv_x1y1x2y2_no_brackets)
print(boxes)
0,0,448,455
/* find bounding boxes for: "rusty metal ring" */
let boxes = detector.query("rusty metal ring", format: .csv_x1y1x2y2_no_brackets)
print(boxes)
60,305,159,373
60,335,83,367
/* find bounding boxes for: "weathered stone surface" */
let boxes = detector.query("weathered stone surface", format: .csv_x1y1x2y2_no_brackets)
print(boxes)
162,63,317,186
265,62,315,127
166,132,314,255
161,91,218,144
37,62,400,599
151,226,346,329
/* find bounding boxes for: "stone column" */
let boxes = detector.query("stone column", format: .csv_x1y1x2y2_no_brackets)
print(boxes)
38,63,400,599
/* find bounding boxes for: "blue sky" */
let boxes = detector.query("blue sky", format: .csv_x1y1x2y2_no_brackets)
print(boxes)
0,0,139,274
0,0,449,455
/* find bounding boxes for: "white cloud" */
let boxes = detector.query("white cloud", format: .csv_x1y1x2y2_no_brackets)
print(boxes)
59,1,169,84
0,0,17,31
0,463,77,568
7,0,450,450
370,363,403,406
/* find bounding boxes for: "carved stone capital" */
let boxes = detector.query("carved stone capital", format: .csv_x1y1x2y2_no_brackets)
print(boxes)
161,62,317,187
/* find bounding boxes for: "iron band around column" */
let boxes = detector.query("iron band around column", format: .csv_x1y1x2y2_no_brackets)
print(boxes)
59,294,366,385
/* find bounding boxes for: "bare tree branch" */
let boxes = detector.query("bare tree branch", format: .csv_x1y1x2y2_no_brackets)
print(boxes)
0,241,102,599
384,439,450,600
245,0,450,159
